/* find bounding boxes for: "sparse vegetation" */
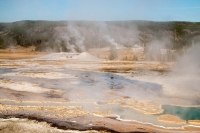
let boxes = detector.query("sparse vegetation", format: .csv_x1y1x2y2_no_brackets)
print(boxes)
109,46,117,60
133,55,138,61
100,61,172,73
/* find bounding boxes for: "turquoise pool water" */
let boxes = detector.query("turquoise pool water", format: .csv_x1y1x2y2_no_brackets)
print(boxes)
162,105,200,121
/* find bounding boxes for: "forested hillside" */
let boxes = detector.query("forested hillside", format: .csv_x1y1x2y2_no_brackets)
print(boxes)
0,20,200,52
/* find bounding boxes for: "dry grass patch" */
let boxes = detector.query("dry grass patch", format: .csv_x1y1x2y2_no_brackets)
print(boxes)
100,61,173,72
0,52,48,60
102,61,135,65
88,48,144,61
0,46,48,59
100,66,141,72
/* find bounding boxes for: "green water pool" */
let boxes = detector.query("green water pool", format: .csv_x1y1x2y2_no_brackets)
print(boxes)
162,105,200,121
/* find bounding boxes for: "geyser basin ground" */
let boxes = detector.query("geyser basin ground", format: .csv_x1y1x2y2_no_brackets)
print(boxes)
0,52,200,132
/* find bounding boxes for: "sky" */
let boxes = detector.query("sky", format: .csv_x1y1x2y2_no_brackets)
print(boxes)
1,0,200,22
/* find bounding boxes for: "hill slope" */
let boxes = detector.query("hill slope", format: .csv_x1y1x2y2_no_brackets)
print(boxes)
0,20,200,52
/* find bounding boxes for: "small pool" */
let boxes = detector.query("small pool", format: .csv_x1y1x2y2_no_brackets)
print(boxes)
162,105,200,121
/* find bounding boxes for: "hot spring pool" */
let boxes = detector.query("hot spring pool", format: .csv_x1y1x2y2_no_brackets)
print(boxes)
162,105,200,121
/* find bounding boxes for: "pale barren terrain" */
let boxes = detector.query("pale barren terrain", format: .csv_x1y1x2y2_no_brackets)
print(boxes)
0,46,199,133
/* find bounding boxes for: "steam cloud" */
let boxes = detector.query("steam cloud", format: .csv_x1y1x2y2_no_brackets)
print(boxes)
104,35,119,47
164,44,200,100
53,23,85,52
95,22,139,49
146,38,171,61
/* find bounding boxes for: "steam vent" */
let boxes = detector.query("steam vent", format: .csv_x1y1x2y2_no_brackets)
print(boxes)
1,0,200,132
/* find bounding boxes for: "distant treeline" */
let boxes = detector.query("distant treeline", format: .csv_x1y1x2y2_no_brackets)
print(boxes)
0,20,200,52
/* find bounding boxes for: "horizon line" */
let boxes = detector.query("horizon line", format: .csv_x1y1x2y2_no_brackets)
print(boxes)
1,19,200,23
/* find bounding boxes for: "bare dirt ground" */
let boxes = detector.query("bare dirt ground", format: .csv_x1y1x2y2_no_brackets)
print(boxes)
0,47,200,133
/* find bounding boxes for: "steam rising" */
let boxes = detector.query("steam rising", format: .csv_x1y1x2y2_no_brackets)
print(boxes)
146,39,170,61
95,22,138,48
53,24,85,52
96,22,119,47
164,44,200,100
104,35,119,47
